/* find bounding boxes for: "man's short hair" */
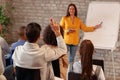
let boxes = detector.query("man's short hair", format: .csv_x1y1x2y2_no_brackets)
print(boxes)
26,22,41,43
17,26,26,37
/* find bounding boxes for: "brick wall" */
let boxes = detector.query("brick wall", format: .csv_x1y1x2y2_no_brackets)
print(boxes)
11,0,92,43
1,0,120,80
0,0,5,4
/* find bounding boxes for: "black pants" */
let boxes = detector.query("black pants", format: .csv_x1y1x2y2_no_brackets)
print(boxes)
52,59,60,77
16,66,41,80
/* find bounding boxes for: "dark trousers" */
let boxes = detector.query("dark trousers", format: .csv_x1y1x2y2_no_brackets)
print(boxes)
16,66,41,80
52,59,60,77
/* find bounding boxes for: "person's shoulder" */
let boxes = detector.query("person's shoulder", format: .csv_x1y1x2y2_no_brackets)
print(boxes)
13,45,22,54
41,44,48,48
15,45,23,50
75,17,82,21
0,37,8,45
73,61,82,73
0,36,5,41
11,42,17,46
41,44,55,51
11,41,22,50
11,40,25,48
0,36,3,39
15,41,26,49
93,65,102,68
73,61,81,68
93,65,102,72
74,61,81,64
40,45,51,52
62,16,67,19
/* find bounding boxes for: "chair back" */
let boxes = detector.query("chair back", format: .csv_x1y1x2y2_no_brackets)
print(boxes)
16,66,41,80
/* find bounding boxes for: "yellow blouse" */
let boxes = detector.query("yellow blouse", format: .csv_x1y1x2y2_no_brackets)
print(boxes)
60,16,95,45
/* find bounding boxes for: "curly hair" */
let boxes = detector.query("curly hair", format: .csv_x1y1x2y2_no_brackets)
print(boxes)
43,25,63,46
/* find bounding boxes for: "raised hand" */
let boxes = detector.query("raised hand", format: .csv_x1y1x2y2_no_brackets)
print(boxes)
50,18,61,36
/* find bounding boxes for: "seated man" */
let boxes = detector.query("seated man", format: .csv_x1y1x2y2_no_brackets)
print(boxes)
12,20,67,80
4,26,26,80
6,26,26,65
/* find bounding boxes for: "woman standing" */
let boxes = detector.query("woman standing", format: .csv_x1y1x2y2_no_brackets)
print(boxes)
60,3,102,63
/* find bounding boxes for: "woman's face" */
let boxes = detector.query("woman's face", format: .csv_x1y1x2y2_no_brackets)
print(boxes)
69,5,75,16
